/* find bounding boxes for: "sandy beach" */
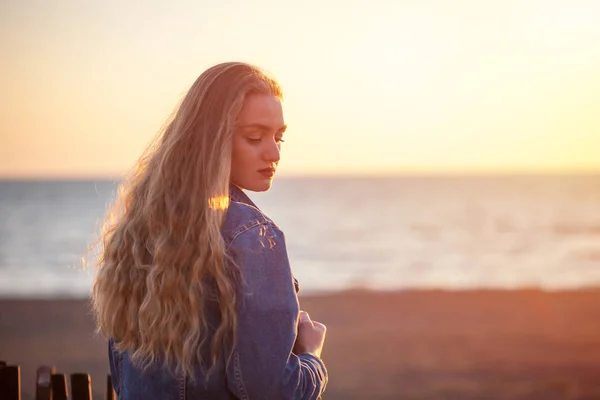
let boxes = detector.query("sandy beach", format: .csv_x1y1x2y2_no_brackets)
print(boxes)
1,289,600,399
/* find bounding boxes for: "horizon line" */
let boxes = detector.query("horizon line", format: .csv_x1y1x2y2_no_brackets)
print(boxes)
1,170,599,181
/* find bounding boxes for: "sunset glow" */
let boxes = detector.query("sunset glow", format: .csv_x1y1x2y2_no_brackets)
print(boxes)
1,0,599,178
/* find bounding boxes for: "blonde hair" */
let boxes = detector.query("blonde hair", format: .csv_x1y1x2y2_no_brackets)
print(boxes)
89,62,283,379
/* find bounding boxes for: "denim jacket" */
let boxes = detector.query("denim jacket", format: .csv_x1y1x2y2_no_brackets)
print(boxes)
107,185,328,399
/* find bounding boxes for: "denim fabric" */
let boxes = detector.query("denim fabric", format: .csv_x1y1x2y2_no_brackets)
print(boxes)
108,185,328,399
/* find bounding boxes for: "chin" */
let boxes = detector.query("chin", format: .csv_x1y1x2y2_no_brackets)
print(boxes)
253,181,273,192
240,179,273,193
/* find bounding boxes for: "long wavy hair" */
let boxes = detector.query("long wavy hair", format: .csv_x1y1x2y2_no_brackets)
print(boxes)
89,62,283,379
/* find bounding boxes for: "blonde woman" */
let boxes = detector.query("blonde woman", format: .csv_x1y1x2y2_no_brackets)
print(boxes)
91,62,328,399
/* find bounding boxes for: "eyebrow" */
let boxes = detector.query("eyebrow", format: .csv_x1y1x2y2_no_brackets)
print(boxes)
240,123,287,133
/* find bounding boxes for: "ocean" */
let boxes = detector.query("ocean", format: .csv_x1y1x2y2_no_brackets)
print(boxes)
0,175,599,298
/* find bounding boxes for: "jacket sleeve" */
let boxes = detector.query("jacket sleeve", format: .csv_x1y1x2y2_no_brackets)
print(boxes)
107,338,122,396
226,223,328,400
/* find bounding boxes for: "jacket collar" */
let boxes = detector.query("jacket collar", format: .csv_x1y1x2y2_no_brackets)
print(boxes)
229,183,258,208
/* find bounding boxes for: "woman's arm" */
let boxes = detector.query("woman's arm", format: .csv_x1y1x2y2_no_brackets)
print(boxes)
226,223,328,400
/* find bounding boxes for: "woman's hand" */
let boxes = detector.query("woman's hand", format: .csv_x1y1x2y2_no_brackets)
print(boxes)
293,310,326,358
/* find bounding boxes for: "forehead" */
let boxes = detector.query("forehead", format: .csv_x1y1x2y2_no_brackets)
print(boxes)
237,93,284,127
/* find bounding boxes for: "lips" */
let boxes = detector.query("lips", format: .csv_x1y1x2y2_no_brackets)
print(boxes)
258,167,275,178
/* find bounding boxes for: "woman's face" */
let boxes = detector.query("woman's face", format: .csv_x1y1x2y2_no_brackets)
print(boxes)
231,93,286,192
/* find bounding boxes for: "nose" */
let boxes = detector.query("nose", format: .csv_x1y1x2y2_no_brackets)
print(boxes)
263,138,281,164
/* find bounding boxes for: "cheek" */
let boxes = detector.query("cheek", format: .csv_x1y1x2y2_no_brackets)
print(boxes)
231,140,253,172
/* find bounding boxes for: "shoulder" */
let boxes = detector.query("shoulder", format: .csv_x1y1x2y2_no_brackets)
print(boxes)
223,200,300,296
222,199,280,248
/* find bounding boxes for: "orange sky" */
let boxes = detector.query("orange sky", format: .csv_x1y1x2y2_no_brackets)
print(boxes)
1,0,599,178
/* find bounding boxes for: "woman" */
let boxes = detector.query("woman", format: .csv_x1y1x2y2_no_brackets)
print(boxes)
91,62,328,399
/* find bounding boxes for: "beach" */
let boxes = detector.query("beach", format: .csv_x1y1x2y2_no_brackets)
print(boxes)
1,289,600,399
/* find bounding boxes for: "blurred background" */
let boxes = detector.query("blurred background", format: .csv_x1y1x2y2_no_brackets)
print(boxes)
1,1,599,399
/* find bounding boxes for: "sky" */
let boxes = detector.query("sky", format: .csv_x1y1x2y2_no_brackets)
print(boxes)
1,0,599,178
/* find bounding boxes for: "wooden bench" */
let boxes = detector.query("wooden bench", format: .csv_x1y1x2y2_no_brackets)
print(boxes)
0,360,116,400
